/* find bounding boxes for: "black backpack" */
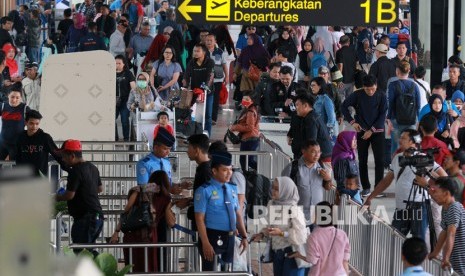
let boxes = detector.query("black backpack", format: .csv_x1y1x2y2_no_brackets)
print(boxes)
395,81,417,125
244,171,271,219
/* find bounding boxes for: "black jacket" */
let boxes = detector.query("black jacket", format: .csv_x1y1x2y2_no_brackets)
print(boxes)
254,73,279,116
96,15,116,39
443,79,465,100
287,110,332,160
270,81,300,115
15,129,68,176
369,56,396,93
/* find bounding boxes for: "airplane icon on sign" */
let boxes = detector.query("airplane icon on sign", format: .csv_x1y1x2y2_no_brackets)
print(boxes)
211,1,227,9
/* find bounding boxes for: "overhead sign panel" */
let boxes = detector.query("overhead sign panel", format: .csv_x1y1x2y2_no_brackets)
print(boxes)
177,0,398,26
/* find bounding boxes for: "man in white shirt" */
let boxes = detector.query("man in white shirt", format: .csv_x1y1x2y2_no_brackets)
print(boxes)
413,66,430,109
109,20,127,57
365,129,447,240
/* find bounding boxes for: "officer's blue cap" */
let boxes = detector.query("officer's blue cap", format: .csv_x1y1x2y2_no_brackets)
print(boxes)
211,151,232,167
153,127,175,147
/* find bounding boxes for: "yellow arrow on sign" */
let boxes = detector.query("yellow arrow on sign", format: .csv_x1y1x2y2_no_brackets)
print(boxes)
178,0,202,21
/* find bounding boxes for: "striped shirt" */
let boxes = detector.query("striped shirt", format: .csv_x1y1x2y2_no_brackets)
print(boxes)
441,201,465,275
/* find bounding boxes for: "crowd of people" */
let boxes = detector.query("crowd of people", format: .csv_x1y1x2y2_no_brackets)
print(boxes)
2,1,465,275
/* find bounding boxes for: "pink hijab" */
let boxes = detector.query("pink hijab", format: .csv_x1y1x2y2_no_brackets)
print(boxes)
74,13,86,29
331,131,357,167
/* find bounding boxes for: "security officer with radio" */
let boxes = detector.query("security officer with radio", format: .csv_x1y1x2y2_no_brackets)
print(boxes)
194,151,248,271
136,127,174,185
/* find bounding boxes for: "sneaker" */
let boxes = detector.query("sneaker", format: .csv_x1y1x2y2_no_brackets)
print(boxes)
212,120,217,125
361,189,371,197
375,193,387,198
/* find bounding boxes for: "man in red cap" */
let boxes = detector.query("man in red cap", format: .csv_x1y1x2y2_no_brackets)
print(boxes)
55,139,103,255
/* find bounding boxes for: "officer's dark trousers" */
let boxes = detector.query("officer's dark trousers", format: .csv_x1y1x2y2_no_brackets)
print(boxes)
200,228,235,271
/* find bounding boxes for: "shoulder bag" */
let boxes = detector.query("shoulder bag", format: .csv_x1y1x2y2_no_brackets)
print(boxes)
248,61,261,82
120,188,153,233
153,61,163,88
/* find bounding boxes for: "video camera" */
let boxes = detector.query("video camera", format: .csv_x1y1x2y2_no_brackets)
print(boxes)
398,147,439,176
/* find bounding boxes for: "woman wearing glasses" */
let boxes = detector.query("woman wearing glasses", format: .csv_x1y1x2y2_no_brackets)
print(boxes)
150,45,182,100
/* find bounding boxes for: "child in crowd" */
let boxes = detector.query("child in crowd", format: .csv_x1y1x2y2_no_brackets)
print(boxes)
0,83,30,160
452,90,465,111
336,174,363,205
153,111,173,138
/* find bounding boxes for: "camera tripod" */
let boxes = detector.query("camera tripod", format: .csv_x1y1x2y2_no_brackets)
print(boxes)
404,168,437,251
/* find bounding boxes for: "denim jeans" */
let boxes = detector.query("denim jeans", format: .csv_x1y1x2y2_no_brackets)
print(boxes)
392,202,428,240
204,93,214,136
273,247,305,276
390,119,416,157
71,212,104,256
27,46,40,63
212,82,222,122
115,104,130,141
240,138,259,172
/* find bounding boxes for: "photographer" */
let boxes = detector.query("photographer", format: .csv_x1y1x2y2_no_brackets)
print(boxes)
365,129,447,240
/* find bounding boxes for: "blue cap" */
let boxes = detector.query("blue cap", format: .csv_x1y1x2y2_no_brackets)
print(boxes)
211,151,232,167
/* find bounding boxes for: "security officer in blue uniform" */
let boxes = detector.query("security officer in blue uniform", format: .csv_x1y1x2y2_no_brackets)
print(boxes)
136,127,174,185
194,151,248,271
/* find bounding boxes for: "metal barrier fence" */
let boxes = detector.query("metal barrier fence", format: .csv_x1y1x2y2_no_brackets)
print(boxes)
259,134,292,179
68,242,201,273
53,209,198,272
337,195,458,276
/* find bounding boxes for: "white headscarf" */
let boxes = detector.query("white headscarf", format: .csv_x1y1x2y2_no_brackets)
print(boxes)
271,176,300,206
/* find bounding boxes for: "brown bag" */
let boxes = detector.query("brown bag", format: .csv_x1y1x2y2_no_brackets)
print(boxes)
176,89,193,109
248,62,261,82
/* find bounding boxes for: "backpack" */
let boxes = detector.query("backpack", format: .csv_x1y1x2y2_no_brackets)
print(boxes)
311,52,327,78
244,171,271,219
394,81,417,125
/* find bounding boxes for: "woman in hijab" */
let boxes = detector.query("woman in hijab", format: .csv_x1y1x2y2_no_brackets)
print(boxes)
127,72,156,112
110,170,172,272
1,43,22,95
424,94,454,144
332,131,359,191
66,13,87,53
141,33,169,74
296,39,313,88
235,33,270,94
452,90,465,111
267,27,298,62
252,176,308,276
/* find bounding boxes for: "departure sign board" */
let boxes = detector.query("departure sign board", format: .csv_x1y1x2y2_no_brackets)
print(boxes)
177,0,398,26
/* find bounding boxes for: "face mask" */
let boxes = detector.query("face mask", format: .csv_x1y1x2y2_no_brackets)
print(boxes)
242,100,252,108
137,80,147,89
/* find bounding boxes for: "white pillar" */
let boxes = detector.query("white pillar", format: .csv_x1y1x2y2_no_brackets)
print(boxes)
447,0,455,59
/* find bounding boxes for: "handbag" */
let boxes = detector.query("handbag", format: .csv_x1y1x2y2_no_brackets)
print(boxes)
328,52,343,82
224,129,241,144
248,62,261,82
219,83,228,105
120,188,152,233
153,61,163,88
176,89,194,109
260,239,274,263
